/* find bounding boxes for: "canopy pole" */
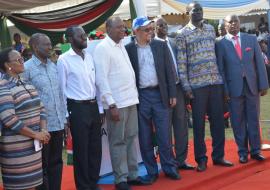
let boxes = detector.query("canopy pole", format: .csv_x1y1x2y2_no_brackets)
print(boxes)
132,0,147,17
0,16,12,50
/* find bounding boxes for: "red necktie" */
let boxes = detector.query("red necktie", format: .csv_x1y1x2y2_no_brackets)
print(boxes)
233,36,242,59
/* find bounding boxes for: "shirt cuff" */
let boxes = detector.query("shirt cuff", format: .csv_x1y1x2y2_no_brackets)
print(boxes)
98,105,104,114
103,94,116,107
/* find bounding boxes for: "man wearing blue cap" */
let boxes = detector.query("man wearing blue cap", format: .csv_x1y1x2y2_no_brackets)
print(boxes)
126,16,180,183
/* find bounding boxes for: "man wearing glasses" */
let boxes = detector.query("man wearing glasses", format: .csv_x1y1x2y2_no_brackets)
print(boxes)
125,16,179,183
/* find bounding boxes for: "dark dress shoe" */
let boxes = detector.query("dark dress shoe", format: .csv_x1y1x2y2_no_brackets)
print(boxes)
143,174,159,184
164,171,181,180
251,153,265,161
197,161,207,172
115,182,131,190
127,176,151,186
178,163,195,170
239,156,248,164
213,159,234,167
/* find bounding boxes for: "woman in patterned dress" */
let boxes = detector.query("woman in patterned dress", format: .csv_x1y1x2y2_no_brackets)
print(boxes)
0,48,51,190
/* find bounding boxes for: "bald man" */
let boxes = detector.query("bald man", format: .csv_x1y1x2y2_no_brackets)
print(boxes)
216,14,269,164
24,33,66,190
94,17,150,190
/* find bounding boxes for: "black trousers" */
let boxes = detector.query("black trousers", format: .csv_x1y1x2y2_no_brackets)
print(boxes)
67,100,102,190
38,130,64,190
191,85,225,163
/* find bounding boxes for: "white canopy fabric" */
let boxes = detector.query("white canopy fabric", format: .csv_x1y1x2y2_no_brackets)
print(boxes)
163,0,270,19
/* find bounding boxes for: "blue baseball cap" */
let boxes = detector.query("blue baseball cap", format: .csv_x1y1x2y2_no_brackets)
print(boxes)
132,16,152,30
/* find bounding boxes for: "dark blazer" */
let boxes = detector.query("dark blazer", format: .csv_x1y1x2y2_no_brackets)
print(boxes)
125,39,176,107
216,33,269,97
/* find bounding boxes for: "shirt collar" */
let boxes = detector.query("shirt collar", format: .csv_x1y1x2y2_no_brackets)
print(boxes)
154,36,168,42
187,22,204,31
32,55,52,66
68,47,86,56
106,36,122,47
134,38,151,47
226,32,241,40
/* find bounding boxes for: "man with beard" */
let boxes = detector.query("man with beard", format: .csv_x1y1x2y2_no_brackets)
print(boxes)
216,15,269,164
176,2,233,172
57,26,103,190
24,33,65,190
155,17,194,170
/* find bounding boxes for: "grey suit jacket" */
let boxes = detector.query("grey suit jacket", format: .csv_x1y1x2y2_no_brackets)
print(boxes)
125,39,176,107
216,32,269,97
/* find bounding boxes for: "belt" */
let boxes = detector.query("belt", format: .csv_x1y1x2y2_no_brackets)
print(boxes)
141,85,159,90
67,98,96,104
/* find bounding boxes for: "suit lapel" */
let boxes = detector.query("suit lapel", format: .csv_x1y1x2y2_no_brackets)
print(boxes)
224,37,241,61
150,41,159,71
131,42,139,81
240,33,247,60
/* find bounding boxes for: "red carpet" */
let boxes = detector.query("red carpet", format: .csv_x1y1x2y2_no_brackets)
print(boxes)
1,139,270,190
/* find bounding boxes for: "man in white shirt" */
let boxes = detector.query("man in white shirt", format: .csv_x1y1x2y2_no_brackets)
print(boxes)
155,17,195,171
94,17,149,190
57,26,103,190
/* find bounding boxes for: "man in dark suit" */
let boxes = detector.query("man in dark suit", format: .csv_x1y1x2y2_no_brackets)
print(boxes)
216,14,269,164
125,16,180,183
155,17,194,170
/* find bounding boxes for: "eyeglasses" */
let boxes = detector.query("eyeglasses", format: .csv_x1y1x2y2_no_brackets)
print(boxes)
9,57,24,64
140,27,153,33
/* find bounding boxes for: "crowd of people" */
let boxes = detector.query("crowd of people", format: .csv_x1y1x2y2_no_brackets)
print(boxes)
0,1,269,190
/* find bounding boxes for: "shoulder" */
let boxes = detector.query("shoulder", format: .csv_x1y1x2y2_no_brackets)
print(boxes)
241,32,254,39
0,79,11,92
24,58,35,69
125,41,136,50
151,39,166,46
58,50,71,61
0,79,8,86
205,24,215,30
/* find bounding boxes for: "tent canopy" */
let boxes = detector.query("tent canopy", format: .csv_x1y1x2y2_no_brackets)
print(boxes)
163,0,270,19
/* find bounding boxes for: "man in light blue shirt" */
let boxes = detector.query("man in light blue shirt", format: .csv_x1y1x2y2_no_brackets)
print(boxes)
23,33,66,190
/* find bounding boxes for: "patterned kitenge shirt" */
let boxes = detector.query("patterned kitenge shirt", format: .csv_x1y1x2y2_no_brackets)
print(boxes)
176,23,223,91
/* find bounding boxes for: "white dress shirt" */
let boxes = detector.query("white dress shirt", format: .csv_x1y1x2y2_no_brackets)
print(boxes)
57,48,103,113
226,32,241,47
93,36,139,109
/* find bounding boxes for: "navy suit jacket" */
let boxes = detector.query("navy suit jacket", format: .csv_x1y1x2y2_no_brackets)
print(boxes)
125,39,176,107
216,33,269,97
